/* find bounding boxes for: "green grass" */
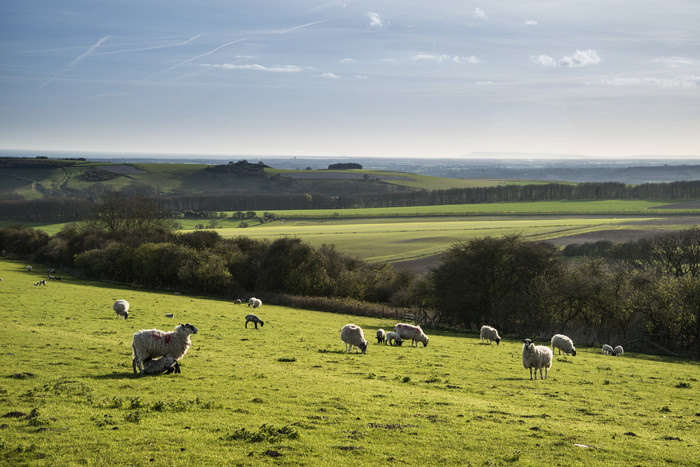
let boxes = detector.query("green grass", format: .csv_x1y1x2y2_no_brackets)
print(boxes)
1,257,698,465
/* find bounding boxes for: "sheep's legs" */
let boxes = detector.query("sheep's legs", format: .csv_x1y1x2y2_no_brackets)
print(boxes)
529,368,533,380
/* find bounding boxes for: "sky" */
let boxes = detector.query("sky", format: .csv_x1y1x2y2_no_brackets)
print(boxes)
1,0,699,159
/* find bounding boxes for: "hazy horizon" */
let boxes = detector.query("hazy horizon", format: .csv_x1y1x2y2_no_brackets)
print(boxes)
1,1,698,159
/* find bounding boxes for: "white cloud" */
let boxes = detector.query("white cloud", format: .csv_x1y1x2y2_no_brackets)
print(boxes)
475,81,494,85
412,54,480,64
592,75,700,88
524,20,538,26
355,75,369,79
473,7,487,19
654,56,693,68
531,49,600,68
321,72,340,79
338,58,357,64
205,63,304,73
367,12,387,29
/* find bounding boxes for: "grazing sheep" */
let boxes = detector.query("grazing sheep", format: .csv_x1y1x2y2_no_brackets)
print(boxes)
395,323,429,347
613,345,624,357
26,265,32,272
34,280,46,286
602,344,614,355
113,299,129,320
142,355,181,375
340,324,368,354
480,325,501,345
376,329,386,344
550,334,577,356
522,339,553,380
245,314,264,329
248,297,257,307
234,299,242,305
385,331,403,346
132,323,198,374
252,298,262,309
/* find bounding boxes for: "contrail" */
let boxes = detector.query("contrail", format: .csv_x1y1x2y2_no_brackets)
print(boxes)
278,18,329,34
96,34,203,56
34,35,110,91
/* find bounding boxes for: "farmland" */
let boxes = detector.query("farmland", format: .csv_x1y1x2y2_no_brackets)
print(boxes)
1,258,698,465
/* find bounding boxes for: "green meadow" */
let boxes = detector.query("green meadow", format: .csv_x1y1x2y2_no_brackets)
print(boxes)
1,258,698,465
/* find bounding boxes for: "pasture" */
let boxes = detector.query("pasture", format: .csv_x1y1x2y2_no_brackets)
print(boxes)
1,258,698,465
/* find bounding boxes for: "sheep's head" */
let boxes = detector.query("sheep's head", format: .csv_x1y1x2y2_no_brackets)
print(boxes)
259,321,264,327
178,323,198,335
359,342,367,354
522,339,534,351
495,337,500,345
571,349,577,356
422,336,429,347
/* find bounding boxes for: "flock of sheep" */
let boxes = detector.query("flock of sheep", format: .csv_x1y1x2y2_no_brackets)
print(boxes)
340,322,429,354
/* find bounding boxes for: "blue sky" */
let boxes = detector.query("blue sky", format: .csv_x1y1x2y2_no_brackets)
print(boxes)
1,0,699,158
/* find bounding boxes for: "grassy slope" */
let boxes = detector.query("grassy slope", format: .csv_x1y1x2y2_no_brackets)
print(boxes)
1,258,698,465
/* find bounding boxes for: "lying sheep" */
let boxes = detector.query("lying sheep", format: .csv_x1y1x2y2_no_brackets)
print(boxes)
551,334,576,356
376,329,386,344
341,324,367,354
385,331,403,346
113,299,129,320
480,325,501,345
602,344,614,355
245,314,264,329
613,345,624,357
395,323,429,347
132,323,198,374
142,355,181,375
522,339,553,380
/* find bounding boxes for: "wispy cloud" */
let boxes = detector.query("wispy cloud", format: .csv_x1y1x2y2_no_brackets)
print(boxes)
531,49,601,68
412,53,480,64
204,63,305,73
653,56,693,68
96,34,203,56
321,72,340,79
473,8,487,20
367,12,388,29
591,75,699,88
338,58,357,64
279,19,329,34
523,20,538,26
35,35,110,91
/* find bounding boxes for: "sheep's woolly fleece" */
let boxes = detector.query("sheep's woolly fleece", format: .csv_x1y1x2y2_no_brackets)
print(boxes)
132,323,198,374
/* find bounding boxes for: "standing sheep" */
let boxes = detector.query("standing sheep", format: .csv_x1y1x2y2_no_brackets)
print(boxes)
550,334,577,356
522,339,553,380
142,355,181,375
376,329,386,344
613,345,624,357
113,299,129,320
245,314,264,329
602,344,614,355
131,323,198,374
480,325,501,345
252,298,262,309
395,323,429,347
26,265,32,272
385,331,403,346
248,297,257,307
340,324,368,354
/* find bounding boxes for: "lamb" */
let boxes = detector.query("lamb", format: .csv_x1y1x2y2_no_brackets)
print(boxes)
385,331,403,346
480,325,501,345
245,314,264,328
613,345,624,357
113,299,130,320
131,323,198,374
522,339,553,380
395,323,429,347
602,344,614,355
376,329,386,344
340,324,368,354
141,355,181,375
550,334,577,356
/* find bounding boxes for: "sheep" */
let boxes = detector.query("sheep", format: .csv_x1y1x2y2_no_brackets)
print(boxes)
602,344,614,355
550,334,577,356
113,299,129,320
340,324,367,354
385,331,403,346
248,297,257,307
26,265,32,272
376,329,386,344
522,339,553,380
480,325,501,345
131,323,198,374
395,323,429,347
34,280,46,286
245,314,264,329
234,299,242,305
613,345,624,357
252,298,262,309
142,355,181,375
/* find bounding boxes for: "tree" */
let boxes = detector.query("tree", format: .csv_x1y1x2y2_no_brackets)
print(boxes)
86,192,173,233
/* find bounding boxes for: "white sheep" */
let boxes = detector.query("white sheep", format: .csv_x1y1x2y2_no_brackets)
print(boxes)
26,265,32,272
234,299,242,305
522,339,553,380
395,323,429,347
341,324,367,354
252,298,262,309
385,331,403,346
480,325,501,345
613,345,624,357
245,314,264,329
550,334,577,356
376,329,386,344
248,297,257,307
142,355,181,375
113,299,129,320
132,323,198,374
602,344,614,355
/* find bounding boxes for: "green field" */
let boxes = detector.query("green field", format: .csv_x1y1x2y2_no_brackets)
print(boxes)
1,258,698,465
